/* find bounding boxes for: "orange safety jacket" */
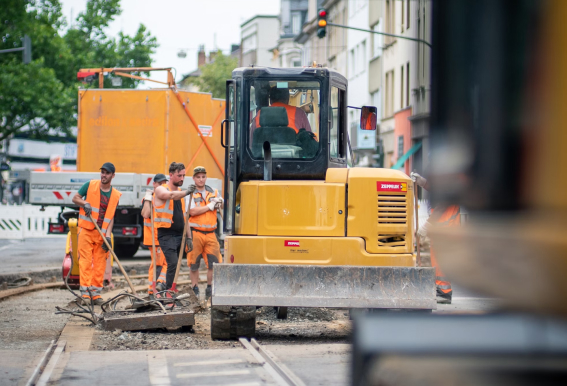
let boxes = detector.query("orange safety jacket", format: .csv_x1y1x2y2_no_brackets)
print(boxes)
255,102,300,133
142,197,159,246
433,205,461,227
78,180,121,231
154,184,186,229
189,188,219,232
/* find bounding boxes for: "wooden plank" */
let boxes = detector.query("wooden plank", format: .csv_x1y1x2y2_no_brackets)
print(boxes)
36,340,66,386
103,310,195,331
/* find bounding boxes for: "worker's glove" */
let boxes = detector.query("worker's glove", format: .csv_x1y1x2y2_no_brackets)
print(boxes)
207,201,216,211
417,220,431,239
212,197,224,209
101,237,112,252
410,172,427,188
83,203,92,216
185,238,193,253
143,190,153,202
185,185,196,196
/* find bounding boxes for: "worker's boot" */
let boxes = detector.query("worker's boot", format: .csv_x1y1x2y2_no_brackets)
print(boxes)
192,285,200,298
156,282,165,292
436,288,452,304
93,298,105,306
205,285,212,301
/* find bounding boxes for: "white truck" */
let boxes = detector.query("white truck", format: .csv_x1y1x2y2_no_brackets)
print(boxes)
29,171,222,257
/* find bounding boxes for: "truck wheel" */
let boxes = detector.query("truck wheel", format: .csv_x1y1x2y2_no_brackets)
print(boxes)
211,306,256,340
114,241,140,258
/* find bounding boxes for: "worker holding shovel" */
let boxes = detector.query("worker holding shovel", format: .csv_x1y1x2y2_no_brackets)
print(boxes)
72,162,122,305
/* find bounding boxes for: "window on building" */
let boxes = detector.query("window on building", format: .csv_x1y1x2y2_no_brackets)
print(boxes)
372,22,383,58
349,48,355,77
293,59,301,67
407,0,411,30
406,62,410,107
401,0,405,32
400,65,404,110
385,0,396,44
292,13,301,35
360,40,366,74
398,135,404,159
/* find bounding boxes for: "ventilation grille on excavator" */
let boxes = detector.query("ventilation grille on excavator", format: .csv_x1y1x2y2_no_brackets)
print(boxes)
377,193,408,248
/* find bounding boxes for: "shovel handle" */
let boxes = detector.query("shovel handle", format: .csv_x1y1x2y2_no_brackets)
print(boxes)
89,214,136,294
149,200,157,292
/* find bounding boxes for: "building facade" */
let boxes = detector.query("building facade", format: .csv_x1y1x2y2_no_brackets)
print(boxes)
276,0,309,68
381,0,416,169
240,15,280,67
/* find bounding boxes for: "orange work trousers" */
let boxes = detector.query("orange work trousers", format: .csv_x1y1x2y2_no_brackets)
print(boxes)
188,231,222,271
148,246,167,294
430,205,461,294
78,227,109,300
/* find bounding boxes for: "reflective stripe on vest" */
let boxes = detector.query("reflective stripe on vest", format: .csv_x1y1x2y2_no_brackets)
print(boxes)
78,180,122,231
190,189,219,231
434,205,461,227
154,184,186,229
255,102,299,133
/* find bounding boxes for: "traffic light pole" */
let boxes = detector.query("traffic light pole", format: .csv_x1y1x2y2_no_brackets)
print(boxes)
327,23,432,48
0,35,32,63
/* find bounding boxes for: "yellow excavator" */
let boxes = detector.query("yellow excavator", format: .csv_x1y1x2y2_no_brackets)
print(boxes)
211,66,435,339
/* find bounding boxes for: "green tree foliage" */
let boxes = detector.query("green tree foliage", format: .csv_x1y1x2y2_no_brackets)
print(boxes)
0,0,158,142
188,51,238,99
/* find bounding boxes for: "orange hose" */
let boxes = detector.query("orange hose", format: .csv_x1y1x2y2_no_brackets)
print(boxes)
171,87,225,177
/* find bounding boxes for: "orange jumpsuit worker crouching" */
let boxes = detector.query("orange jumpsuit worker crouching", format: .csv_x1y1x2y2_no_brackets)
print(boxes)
141,174,169,295
188,166,223,301
72,162,121,305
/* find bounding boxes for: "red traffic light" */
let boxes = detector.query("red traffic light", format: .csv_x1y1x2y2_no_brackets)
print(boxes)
319,10,327,17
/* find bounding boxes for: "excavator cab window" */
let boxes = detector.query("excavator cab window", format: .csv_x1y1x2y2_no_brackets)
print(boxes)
248,80,321,159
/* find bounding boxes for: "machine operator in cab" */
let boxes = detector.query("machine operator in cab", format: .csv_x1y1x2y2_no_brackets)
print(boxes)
72,162,121,305
250,87,313,135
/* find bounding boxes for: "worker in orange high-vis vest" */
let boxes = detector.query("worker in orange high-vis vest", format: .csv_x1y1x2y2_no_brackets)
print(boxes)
154,162,195,291
141,174,169,296
411,172,460,304
250,87,313,142
188,166,223,301
72,162,121,305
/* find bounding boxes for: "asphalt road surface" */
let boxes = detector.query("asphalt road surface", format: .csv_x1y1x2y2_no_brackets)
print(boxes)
0,237,151,275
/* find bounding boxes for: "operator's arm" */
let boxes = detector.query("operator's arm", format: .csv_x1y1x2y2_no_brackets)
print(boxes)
72,193,87,207
295,108,312,132
140,191,153,219
105,218,114,238
72,181,91,212
141,200,152,219
189,204,211,217
155,185,190,201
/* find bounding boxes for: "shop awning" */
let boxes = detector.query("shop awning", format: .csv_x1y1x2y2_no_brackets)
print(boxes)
391,142,422,170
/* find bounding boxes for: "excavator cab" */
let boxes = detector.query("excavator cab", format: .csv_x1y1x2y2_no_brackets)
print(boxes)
222,67,348,232
212,67,435,340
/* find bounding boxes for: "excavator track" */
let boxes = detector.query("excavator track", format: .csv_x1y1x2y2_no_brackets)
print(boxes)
210,305,256,340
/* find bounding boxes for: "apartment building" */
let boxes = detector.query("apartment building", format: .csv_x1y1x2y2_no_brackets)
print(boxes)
240,15,280,67
275,0,308,67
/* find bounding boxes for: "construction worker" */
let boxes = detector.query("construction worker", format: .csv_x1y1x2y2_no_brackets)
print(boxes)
250,87,313,136
141,174,169,296
72,162,121,305
188,166,223,300
154,162,195,291
411,172,460,304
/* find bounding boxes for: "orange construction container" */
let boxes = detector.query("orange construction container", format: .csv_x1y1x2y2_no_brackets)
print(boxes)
77,88,225,181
